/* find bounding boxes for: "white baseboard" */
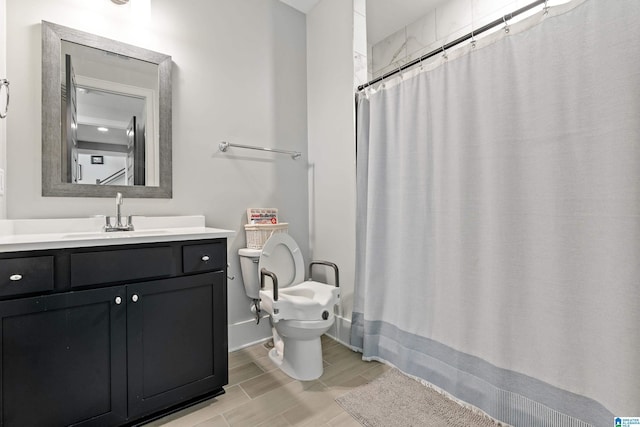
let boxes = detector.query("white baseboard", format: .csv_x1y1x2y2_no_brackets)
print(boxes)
228,315,272,352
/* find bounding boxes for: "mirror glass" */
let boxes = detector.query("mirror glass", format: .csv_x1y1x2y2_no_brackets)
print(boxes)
42,21,172,198
61,41,158,187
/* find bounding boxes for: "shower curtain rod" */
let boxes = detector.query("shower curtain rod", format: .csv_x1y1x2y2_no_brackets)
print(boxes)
357,0,547,92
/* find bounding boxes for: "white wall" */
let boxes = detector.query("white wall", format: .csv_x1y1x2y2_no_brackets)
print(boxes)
5,0,309,350
0,0,6,218
307,0,356,343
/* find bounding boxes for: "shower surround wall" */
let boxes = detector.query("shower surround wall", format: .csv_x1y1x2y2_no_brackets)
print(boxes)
5,0,309,349
353,0,367,88
368,0,570,81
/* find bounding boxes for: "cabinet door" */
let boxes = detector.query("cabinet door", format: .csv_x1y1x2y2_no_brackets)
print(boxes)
127,272,227,418
0,287,127,427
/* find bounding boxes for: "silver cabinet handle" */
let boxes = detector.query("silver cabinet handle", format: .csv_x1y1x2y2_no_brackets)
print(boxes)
201,255,210,261
131,294,139,303
9,274,22,281
0,79,8,119
115,296,122,305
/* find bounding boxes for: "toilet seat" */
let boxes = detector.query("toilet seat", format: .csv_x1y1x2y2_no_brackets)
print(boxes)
259,281,340,322
259,233,305,289
258,234,340,323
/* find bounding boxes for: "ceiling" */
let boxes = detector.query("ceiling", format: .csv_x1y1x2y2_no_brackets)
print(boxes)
280,0,320,14
281,0,443,46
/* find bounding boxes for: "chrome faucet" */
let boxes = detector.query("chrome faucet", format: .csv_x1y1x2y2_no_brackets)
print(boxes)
116,192,125,227
104,192,134,232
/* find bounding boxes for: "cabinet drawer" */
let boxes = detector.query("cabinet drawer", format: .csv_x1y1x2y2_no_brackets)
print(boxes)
183,242,225,273
70,247,174,287
0,256,54,297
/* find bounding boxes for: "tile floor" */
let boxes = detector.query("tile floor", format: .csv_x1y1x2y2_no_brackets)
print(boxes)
145,335,389,427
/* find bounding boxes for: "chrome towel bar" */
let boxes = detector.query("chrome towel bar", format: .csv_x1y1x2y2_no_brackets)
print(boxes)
219,141,301,160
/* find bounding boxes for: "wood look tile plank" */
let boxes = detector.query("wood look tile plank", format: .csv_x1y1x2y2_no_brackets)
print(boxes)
359,361,390,381
246,341,271,358
319,354,376,388
322,344,362,365
148,386,249,426
194,415,230,427
325,374,370,398
325,412,363,427
338,374,370,388
223,380,326,426
239,368,295,399
282,395,346,427
321,335,342,350
143,400,212,426
228,362,265,386
253,354,278,372
228,349,256,370
255,414,292,427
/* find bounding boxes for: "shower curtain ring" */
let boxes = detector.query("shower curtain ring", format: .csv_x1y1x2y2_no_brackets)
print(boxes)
503,15,510,33
441,45,448,60
543,0,550,15
470,28,477,48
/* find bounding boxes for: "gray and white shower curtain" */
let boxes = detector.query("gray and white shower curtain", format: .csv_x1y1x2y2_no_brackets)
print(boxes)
352,1,640,425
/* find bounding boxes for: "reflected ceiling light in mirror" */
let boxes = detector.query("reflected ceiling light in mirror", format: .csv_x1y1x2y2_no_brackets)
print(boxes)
97,127,109,132
111,0,129,4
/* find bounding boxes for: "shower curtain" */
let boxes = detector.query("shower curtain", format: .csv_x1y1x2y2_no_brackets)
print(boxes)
352,1,640,425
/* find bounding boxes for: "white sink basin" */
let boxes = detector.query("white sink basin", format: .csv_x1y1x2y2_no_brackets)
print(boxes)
61,230,169,240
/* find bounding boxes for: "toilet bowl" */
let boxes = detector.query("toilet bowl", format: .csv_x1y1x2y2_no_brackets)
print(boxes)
268,318,333,380
238,233,340,381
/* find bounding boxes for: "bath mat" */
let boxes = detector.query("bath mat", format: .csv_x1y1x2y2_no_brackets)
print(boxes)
336,368,502,427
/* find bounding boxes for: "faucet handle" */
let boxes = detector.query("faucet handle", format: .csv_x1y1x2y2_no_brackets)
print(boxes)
105,216,112,227
127,215,135,231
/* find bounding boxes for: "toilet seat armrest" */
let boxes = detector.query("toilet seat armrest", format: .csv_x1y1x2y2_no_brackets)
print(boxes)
309,261,339,287
261,268,279,301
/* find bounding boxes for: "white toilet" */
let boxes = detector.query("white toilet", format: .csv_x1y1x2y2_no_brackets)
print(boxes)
239,233,340,381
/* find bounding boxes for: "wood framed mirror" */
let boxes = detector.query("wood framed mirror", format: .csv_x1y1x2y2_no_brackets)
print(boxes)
42,21,172,198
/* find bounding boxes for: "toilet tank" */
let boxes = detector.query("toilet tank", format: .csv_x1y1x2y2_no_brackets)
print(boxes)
238,248,262,299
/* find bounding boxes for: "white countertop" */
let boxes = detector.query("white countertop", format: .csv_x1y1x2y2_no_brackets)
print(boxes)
0,216,235,253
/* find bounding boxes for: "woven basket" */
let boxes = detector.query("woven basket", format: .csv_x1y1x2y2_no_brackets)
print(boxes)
244,223,288,249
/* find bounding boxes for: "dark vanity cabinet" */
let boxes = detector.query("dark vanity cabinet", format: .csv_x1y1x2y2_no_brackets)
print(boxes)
0,239,228,427
0,286,127,426
126,272,226,419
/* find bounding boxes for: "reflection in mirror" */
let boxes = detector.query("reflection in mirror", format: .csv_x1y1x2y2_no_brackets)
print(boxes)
42,21,172,198
61,41,158,187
